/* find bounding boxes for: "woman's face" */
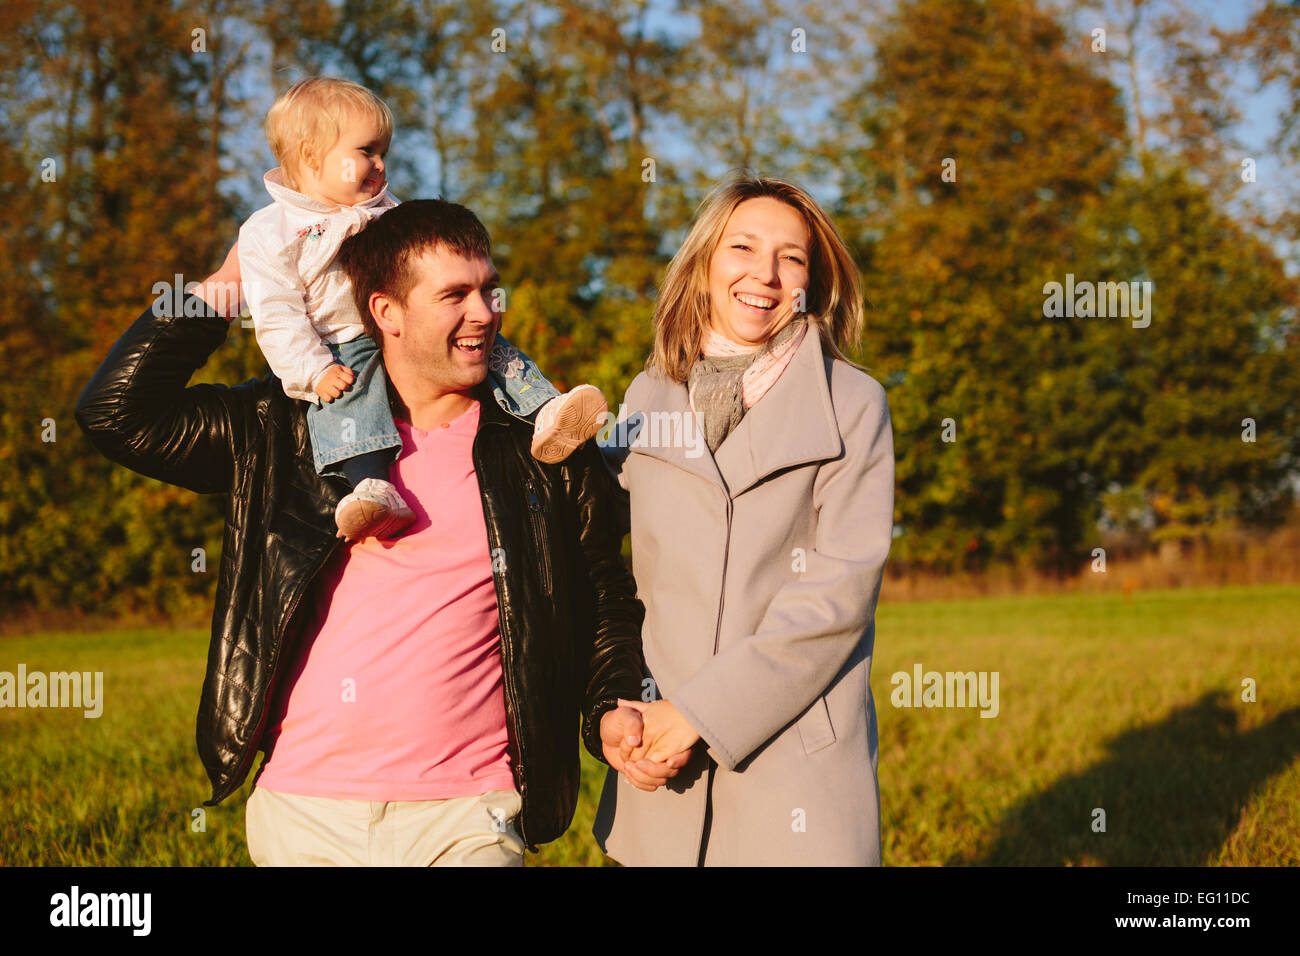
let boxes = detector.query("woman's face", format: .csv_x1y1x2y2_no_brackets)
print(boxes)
706,196,812,346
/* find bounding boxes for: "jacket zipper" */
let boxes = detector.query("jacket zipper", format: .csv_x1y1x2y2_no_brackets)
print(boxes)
475,429,534,851
225,538,340,802
524,476,552,593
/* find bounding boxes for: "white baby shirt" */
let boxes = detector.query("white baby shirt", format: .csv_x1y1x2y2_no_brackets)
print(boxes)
238,167,400,404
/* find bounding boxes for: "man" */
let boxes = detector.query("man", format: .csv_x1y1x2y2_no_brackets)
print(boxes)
75,199,688,865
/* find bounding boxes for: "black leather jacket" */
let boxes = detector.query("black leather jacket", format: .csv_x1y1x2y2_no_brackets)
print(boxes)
74,293,645,849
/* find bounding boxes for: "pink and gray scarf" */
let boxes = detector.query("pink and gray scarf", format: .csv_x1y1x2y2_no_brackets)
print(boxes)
687,318,808,453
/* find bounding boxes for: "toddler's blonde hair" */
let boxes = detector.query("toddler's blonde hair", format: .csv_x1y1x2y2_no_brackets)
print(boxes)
265,76,394,191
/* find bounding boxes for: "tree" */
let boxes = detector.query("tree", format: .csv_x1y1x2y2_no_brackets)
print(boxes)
1082,161,1300,547
833,0,1129,573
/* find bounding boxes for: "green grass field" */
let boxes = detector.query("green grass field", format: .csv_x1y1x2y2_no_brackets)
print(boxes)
2,584,1297,866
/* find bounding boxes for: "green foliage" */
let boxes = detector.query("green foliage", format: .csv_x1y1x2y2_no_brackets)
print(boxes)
1,0,1296,613
841,0,1297,574
1078,161,1300,546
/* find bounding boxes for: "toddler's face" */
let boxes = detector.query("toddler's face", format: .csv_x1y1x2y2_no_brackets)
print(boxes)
298,108,388,207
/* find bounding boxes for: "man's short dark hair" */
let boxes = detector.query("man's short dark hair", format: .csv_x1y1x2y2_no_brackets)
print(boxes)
336,199,493,345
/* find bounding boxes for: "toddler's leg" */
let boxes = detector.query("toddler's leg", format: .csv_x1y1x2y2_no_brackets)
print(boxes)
485,335,560,418
340,450,392,488
486,334,610,464
308,335,414,543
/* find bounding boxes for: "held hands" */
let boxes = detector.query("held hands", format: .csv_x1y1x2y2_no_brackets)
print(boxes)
600,703,695,792
619,698,702,764
313,363,356,402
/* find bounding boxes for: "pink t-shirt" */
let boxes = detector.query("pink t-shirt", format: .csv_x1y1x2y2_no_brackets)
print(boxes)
256,401,516,800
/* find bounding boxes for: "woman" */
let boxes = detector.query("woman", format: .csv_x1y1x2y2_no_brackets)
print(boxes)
592,175,895,865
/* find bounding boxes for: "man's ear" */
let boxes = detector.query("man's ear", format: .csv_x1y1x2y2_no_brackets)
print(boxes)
370,291,401,341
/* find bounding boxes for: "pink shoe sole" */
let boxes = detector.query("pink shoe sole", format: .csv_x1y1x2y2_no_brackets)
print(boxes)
531,388,610,463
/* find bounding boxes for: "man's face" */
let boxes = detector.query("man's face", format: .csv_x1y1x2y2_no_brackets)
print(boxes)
375,246,503,393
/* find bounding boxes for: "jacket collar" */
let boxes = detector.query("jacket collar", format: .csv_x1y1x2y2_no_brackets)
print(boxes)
381,377,516,434
472,381,517,431
632,324,843,498
262,166,395,216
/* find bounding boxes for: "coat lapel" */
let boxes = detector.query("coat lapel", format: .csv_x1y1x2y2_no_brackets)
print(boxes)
627,375,728,493
710,326,843,498
630,327,843,499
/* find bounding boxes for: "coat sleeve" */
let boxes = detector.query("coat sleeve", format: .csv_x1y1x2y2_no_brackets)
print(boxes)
239,222,334,405
567,439,648,765
593,373,647,537
74,292,265,495
668,376,895,770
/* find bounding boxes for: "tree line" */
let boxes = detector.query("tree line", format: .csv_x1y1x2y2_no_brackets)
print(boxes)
1,0,1296,617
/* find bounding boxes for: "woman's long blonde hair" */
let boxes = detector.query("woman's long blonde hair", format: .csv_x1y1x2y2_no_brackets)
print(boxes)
648,173,865,381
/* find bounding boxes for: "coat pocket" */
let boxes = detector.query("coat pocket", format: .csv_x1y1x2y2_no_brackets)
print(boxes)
796,695,836,755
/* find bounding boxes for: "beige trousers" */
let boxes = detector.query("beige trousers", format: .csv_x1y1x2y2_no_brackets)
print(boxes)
245,785,525,866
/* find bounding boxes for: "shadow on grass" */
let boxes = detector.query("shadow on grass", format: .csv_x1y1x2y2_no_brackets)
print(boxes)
950,691,1300,865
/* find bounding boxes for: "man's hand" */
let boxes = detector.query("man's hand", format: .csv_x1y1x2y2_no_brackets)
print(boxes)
196,240,244,320
600,703,693,792
313,363,356,402
623,698,702,765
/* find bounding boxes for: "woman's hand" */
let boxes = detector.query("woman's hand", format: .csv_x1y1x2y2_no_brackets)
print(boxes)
621,698,702,764
197,240,244,320
601,702,694,792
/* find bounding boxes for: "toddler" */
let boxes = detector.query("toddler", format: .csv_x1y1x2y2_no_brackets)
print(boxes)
238,77,608,543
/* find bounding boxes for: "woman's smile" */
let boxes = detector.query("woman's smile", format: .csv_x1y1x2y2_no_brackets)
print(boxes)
708,196,812,346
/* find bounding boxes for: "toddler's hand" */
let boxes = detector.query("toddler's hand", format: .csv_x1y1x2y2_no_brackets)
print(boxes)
314,364,355,402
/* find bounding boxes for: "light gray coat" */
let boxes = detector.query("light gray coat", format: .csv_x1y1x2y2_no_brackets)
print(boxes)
592,327,895,866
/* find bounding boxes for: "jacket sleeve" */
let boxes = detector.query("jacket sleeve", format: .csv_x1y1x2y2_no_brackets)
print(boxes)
568,439,648,765
238,222,334,405
668,377,895,771
74,292,261,494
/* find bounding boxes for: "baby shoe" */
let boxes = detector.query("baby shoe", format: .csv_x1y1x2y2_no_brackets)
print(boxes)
335,478,415,542
531,385,610,463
